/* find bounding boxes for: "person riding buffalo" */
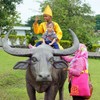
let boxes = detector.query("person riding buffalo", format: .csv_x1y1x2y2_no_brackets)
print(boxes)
32,5,63,49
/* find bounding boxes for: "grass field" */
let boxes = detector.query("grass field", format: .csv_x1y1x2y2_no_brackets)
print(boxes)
0,50,100,100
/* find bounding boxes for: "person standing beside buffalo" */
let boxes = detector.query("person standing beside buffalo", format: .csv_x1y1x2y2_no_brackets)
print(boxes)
62,43,92,100
32,5,63,49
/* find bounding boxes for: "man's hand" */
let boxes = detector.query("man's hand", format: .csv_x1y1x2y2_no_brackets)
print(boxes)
35,16,39,22
34,16,39,25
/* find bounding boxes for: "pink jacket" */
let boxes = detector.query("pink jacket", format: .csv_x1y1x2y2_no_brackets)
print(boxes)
62,44,88,80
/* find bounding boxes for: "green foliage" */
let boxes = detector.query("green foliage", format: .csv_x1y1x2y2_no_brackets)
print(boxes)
60,40,71,48
26,34,38,46
95,14,100,30
0,0,22,29
8,30,17,46
1,34,26,46
60,39,92,51
1,34,17,46
61,39,100,52
91,44,100,52
26,34,31,45
18,36,25,46
9,35,17,46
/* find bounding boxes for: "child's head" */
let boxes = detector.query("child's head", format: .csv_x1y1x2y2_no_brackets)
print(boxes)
74,43,88,58
47,22,54,32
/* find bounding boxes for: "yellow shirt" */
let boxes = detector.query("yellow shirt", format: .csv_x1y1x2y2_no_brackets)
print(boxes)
33,21,62,41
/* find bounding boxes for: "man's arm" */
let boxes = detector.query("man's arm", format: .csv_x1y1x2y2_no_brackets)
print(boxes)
54,22,62,41
33,17,44,34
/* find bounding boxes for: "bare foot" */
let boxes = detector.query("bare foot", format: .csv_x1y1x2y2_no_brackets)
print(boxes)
28,44,36,49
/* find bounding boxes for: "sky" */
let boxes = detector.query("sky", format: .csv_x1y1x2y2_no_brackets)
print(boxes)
85,0,100,14
16,0,100,24
16,0,43,24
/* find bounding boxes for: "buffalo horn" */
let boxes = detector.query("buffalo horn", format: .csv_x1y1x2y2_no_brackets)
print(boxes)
2,29,36,57
53,29,79,56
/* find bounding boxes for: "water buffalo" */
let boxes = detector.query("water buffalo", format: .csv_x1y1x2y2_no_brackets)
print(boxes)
2,29,79,100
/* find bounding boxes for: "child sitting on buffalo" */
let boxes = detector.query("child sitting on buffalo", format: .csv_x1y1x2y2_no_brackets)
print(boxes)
29,22,59,49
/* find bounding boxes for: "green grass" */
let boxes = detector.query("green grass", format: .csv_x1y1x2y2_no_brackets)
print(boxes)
0,50,100,100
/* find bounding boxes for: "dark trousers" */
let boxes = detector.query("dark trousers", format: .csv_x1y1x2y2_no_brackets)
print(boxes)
36,41,59,49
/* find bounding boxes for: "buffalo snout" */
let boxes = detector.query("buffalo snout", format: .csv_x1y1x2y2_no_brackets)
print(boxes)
36,72,52,81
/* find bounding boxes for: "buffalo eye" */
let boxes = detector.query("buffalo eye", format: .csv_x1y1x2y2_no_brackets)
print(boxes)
32,57,38,62
49,57,54,64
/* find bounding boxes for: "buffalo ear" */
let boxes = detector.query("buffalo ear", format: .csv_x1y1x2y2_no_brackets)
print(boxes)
53,60,68,69
13,61,29,70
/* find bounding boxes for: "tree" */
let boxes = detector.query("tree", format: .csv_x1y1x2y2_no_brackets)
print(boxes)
95,14,100,31
39,0,95,49
0,0,22,33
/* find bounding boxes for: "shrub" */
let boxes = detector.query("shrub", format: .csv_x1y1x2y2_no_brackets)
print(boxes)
60,40,72,48
18,36,25,46
9,35,17,46
91,44,100,52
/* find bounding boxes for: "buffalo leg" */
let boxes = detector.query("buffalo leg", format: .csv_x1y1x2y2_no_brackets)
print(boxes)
59,86,64,100
26,81,36,100
44,85,58,100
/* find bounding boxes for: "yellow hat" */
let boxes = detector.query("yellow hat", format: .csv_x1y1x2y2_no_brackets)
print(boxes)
43,5,52,16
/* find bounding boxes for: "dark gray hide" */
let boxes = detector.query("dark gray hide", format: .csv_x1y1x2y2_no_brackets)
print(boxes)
2,29,79,100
